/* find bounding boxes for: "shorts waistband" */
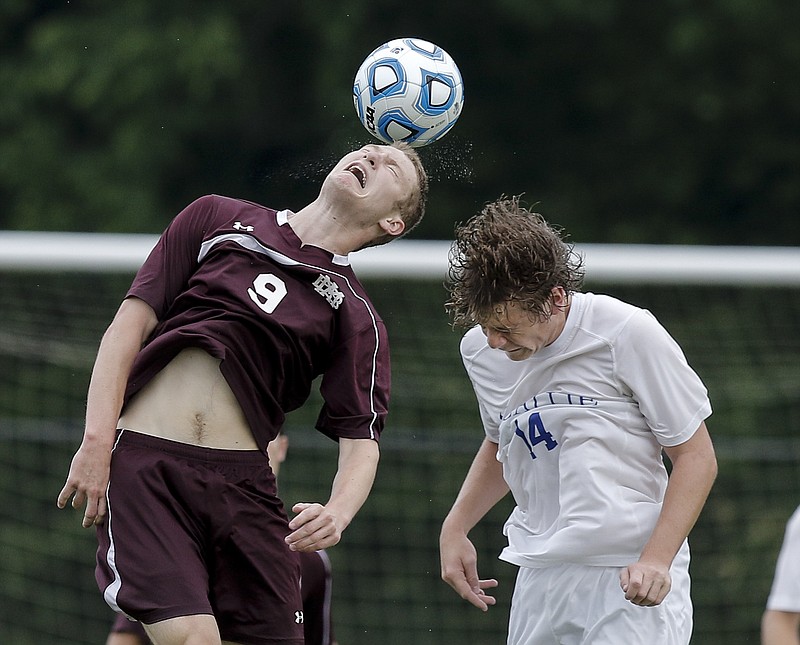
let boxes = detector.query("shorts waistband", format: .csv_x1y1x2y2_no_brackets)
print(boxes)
116,428,267,465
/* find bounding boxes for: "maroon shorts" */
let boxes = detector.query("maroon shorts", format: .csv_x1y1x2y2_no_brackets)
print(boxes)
299,550,335,645
108,551,334,645
96,430,304,645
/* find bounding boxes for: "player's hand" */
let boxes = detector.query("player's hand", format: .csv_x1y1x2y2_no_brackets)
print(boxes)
620,560,672,606
56,443,111,529
285,502,344,552
440,530,498,611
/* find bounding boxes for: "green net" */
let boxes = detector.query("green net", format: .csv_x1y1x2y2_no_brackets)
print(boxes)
2,268,799,644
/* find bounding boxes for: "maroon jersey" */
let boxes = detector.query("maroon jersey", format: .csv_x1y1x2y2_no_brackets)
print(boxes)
124,195,391,452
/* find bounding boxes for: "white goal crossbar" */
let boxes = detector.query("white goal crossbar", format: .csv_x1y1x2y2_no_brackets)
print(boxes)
1,231,798,285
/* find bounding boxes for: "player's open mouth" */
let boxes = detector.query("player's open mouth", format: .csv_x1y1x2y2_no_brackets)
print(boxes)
346,165,366,188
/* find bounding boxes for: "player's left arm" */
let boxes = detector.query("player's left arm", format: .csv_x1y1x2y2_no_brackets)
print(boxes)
285,437,379,552
621,421,718,606
762,609,800,645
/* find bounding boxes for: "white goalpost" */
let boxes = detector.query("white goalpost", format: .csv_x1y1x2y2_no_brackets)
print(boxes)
1,230,799,285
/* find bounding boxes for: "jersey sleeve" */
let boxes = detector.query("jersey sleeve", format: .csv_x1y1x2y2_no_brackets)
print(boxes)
126,195,221,318
460,326,504,442
614,309,712,447
767,506,800,611
315,320,390,441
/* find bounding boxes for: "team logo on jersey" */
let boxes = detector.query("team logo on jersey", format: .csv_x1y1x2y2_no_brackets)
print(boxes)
313,274,345,309
233,221,254,232
295,610,304,624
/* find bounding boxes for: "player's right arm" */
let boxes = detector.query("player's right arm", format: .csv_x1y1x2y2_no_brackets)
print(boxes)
57,297,158,528
440,437,509,611
286,437,380,552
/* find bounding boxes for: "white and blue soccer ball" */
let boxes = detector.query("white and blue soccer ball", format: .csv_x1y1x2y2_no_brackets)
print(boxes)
353,37,464,148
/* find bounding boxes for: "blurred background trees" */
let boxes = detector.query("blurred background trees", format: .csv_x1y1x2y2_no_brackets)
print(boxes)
2,4,799,642
1,0,798,242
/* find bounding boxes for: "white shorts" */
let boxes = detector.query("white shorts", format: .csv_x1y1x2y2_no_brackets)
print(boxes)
507,545,692,645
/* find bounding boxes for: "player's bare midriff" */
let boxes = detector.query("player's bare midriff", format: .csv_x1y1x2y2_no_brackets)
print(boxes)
118,347,258,450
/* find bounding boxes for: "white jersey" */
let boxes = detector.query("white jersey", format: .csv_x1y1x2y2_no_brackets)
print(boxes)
766,505,800,612
460,292,712,568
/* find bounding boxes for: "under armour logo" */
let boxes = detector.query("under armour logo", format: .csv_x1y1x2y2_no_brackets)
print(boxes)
313,274,345,309
295,610,304,624
233,221,254,232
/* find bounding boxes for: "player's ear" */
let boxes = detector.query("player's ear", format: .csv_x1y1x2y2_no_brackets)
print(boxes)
551,286,569,307
380,215,405,238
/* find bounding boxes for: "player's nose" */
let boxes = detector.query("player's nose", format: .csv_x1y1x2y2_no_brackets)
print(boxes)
484,329,507,349
363,146,380,167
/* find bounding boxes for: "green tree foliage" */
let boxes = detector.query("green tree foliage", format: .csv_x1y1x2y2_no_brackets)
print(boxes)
1,0,798,243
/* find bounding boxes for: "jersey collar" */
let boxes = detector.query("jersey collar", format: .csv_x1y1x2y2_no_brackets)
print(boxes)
276,209,350,266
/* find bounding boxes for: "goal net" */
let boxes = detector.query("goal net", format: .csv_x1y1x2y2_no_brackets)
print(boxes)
2,233,799,644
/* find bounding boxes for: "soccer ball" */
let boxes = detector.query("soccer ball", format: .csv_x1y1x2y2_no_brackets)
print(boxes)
353,37,464,148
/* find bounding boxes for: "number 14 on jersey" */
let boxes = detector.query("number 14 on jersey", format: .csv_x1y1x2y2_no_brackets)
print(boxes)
514,412,558,460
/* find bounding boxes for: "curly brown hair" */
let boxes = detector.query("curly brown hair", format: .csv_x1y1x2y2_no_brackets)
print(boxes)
446,195,585,328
